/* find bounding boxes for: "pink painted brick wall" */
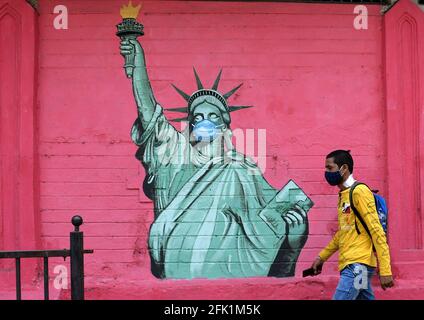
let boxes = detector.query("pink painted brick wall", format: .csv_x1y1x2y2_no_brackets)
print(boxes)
37,0,386,298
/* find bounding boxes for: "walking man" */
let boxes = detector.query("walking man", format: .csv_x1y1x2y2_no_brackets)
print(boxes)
311,150,394,300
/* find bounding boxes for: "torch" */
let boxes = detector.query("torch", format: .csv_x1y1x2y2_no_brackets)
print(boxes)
116,1,144,78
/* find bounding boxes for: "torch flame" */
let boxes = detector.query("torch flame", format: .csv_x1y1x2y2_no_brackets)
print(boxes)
120,0,142,19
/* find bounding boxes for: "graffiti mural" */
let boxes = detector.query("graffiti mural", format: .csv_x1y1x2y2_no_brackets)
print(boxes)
117,2,314,279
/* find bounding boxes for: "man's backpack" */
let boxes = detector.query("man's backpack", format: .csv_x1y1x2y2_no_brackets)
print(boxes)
349,182,388,241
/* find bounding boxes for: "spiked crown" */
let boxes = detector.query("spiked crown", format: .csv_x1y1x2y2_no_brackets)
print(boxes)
166,68,253,123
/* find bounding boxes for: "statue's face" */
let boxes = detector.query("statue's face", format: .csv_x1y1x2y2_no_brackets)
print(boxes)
191,102,225,128
189,101,227,144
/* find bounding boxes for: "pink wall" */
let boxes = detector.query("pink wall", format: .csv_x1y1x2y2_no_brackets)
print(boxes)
1,0,423,299
384,0,424,280
0,0,40,288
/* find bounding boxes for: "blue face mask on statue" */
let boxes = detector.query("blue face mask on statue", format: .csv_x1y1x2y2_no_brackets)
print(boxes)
325,169,343,186
192,120,225,142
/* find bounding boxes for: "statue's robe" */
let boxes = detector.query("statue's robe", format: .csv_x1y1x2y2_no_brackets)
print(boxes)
131,104,289,279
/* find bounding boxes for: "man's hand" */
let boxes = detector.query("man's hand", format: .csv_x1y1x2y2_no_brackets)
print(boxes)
380,275,394,290
311,256,324,276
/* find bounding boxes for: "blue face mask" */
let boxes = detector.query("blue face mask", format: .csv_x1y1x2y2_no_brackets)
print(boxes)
325,169,343,186
192,120,225,142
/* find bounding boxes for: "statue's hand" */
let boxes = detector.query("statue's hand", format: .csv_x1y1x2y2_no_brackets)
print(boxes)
282,204,309,250
120,38,145,69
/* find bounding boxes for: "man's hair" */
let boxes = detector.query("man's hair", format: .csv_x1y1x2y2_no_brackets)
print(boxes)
326,150,354,173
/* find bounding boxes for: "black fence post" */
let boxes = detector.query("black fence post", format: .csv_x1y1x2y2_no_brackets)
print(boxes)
15,258,21,300
70,215,84,300
43,257,49,300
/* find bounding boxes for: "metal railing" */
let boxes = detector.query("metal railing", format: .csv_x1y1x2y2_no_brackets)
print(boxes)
0,215,93,300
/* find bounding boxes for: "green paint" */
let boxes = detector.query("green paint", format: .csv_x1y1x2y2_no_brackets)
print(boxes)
120,39,313,279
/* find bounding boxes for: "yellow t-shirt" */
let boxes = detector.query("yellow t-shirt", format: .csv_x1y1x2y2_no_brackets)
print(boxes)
319,184,392,276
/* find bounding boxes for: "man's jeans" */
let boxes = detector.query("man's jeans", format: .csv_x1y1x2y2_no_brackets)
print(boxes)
333,263,376,300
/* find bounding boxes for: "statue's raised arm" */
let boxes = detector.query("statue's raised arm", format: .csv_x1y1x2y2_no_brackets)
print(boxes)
120,39,156,129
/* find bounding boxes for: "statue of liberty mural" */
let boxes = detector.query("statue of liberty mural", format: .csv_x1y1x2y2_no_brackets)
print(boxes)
119,37,313,279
